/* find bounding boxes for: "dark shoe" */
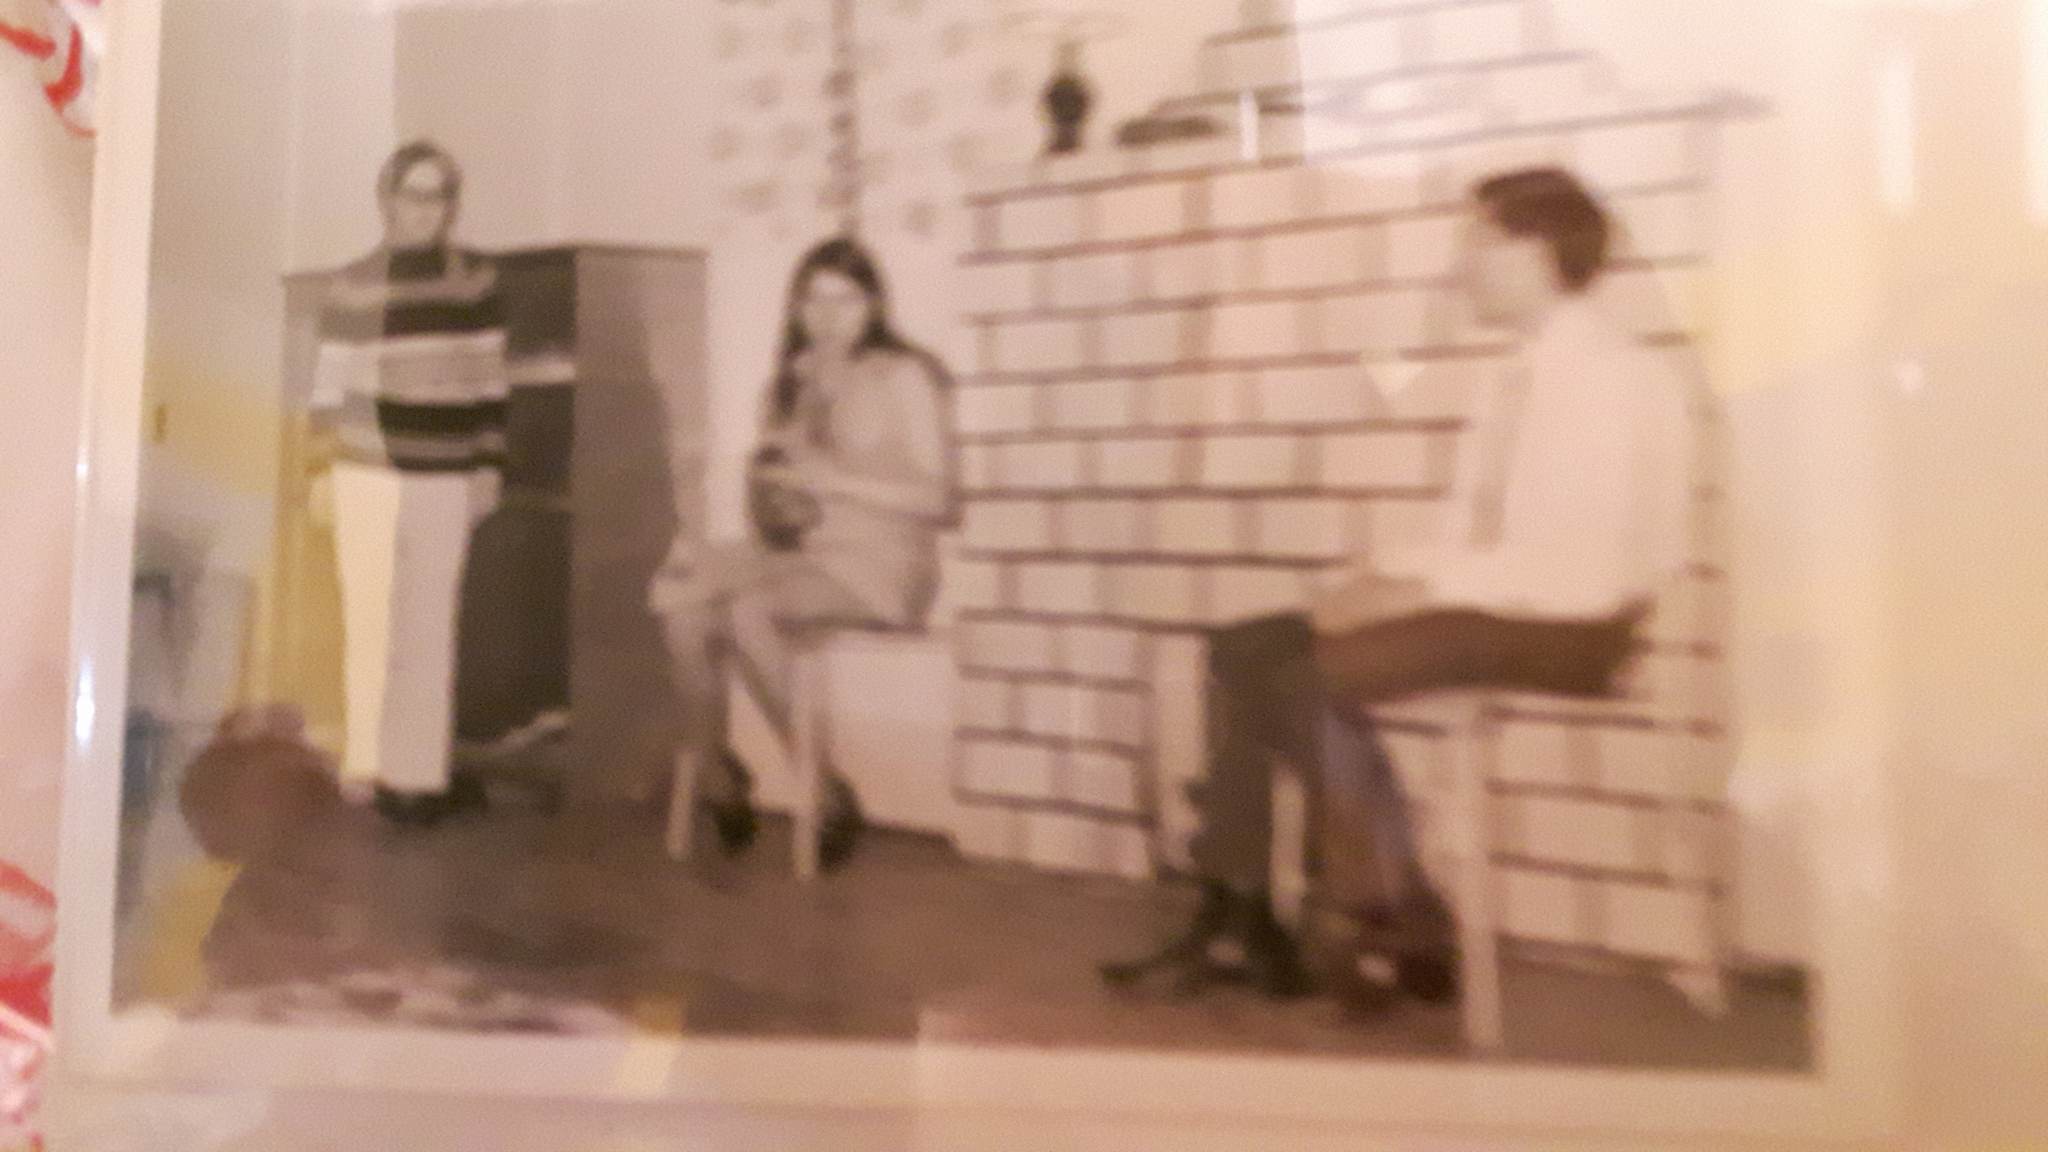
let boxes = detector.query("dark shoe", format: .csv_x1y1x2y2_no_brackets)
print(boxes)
1240,894,1313,999
1341,899,1460,1005
1100,883,1310,1000
1331,954,1402,1019
1396,951,1458,1004
818,775,865,872
702,752,759,857
1100,881,1233,991
447,771,490,816
373,787,447,828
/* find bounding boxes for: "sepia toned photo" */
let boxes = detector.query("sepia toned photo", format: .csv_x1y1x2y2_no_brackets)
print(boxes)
58,0,1904,1140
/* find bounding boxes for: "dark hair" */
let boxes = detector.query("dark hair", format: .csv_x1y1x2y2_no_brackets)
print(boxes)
379,139,462,203
1473,167,1611,293
770,237,917,425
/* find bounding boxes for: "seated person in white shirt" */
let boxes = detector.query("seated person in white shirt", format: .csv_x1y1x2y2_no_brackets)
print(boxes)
1102,168,1694,1008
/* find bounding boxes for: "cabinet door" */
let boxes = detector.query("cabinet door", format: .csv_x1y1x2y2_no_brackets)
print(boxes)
454,251,577,745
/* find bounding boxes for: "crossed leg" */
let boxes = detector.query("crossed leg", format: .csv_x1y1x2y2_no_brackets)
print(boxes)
651,543,880,859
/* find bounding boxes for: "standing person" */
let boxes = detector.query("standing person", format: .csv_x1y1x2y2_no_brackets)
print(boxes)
308,140,509,827
1104,167,1693,1005
650,237,958,870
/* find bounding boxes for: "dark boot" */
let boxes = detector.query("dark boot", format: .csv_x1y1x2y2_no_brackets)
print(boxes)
1393,884,1459,1004
374,786,448,829
1397,951,1458,1004
1238,892,1314,999
1100,880,1233,991
702,751,759,856
1100,882,1310,1000
446,770,490,816
817,774,865,871
1341,888,1460,1006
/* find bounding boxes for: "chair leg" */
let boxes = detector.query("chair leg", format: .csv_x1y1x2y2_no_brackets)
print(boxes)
665,750,697,862
792,645,823,880
1453,718,1504,1055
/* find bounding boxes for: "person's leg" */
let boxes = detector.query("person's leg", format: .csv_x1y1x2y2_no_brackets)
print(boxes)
372,471,472,801
1318,706,1423,907
649,543,770,813
1311,701,1394,916
721,555,874,718
1307,608,1645,1006
1311,604,1647,707
329,462,403,799
1303,701,1462,1006
1184,614,1322,896
1106,615,1320,998
723,557,883,869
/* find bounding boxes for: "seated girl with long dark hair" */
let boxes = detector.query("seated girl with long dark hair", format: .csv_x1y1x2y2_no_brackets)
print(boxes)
649,238,959,869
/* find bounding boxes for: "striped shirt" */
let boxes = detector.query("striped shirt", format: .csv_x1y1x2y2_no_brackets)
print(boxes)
310,247,509,473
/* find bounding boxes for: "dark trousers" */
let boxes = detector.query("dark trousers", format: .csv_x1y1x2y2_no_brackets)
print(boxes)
1186,607,1640,901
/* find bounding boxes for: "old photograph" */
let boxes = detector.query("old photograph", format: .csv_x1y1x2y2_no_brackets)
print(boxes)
96,0,1836,1097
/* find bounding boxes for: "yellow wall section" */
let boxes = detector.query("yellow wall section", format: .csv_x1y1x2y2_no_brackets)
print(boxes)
140,357,345,750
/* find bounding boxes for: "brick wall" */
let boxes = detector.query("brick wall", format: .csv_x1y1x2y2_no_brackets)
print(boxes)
949,0,1746,968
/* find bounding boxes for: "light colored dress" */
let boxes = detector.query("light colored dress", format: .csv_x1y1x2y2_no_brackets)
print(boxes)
649,346,956,775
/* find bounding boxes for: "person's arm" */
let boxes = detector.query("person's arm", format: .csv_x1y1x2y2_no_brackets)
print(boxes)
776,355,957,525
307,267,393,469
302,283,363,525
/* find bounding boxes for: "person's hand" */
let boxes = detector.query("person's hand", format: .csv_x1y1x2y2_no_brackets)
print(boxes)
748,446,822,550
1308,571,1431,635
755,480,822,534
748,459,803,494
658,533,699,575
753,447,838,500
1593,598,1654,694
785,448,842,497
464,470,502,528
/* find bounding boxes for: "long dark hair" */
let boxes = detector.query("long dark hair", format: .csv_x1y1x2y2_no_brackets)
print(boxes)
770,237,918,426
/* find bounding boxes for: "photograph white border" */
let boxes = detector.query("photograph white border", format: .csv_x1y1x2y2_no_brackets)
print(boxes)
55,0,1905,1144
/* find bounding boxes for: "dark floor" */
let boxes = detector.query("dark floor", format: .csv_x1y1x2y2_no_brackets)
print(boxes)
121,803,1813,1071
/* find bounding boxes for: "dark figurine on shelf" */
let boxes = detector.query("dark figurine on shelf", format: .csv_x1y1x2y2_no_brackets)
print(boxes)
1042,38,1093,156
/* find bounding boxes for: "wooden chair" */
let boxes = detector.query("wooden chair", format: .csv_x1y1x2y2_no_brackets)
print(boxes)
1268,571,1735,1055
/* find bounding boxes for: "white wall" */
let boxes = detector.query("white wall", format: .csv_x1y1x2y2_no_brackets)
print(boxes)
138,0,298,576
394,4,561,251
284,3,396,273
139,0,395,578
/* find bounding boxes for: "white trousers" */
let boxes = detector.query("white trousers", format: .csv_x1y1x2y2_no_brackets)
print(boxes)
330,462,494,796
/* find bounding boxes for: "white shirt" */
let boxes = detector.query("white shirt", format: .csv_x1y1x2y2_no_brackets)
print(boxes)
1322,298,1695,622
